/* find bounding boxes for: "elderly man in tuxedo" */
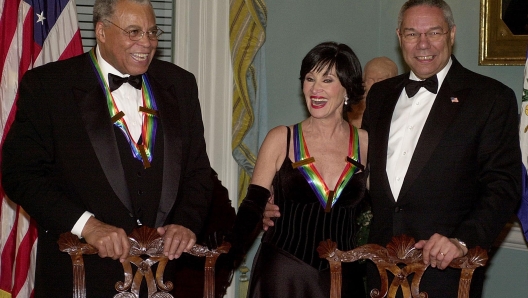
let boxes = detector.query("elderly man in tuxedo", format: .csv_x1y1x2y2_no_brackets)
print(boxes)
362,0,521,296
1,0,212,296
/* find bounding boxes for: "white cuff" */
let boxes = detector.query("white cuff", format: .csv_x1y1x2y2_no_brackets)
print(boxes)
71,211,94,239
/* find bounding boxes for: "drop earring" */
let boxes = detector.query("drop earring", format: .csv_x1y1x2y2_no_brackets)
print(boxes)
344,95,349,105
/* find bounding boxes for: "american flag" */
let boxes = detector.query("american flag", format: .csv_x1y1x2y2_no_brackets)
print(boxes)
0,0,83,297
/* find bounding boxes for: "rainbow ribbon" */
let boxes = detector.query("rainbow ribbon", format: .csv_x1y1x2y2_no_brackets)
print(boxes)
88,48,158,168
292,123,361,211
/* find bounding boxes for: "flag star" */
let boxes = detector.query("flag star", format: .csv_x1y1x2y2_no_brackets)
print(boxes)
36,11,46,24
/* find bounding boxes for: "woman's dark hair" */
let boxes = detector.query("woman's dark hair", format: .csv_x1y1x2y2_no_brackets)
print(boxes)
300,42,364,120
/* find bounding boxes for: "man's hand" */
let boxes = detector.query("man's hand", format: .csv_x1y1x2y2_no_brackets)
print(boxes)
414,233,468,270
81,217,130,263
157,224,196,260
262,200,280,231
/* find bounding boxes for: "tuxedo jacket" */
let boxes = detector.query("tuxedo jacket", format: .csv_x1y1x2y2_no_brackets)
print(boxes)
2,51,213,297
362,56,521,296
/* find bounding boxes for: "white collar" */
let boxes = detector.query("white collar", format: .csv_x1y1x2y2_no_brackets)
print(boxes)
96,46,130,87
409,57,452,89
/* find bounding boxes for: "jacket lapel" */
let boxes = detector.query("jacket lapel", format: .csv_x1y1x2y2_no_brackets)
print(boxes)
147,75,182,227
76,54,133,213
371,78,407,203
399,59,467,199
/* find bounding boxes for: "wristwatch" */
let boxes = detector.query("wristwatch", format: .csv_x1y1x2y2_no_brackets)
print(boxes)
453,238,467,248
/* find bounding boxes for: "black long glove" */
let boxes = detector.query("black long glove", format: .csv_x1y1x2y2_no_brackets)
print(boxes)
227,184,270,268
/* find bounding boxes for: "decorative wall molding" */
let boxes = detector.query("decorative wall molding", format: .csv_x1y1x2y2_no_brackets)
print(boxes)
172,3,237,297
172,1,237,201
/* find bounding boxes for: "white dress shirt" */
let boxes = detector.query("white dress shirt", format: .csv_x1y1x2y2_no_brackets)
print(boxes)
386,58,452,201
96,47,143,142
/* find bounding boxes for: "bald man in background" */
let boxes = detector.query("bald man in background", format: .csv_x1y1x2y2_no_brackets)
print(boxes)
348,57,398,127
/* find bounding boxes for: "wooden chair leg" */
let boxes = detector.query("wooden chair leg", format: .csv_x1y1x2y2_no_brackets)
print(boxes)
204,254,220,298
58,232,98,298
188,242,231,298
457,268,476,298
71,253,87,298
328,260,342,298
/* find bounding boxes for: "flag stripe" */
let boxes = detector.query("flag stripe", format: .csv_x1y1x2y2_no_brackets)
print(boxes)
0,0,22,74
0,2,30,142
12,218,37,297
0,203,19,294
59,30,83,61
19,7,35,84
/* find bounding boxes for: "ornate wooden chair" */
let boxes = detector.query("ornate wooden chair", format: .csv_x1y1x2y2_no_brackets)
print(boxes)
58,226,231,298
317,234,488,298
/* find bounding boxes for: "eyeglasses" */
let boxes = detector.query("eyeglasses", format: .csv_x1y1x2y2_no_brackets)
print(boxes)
400,30,449,43
104,19,163,41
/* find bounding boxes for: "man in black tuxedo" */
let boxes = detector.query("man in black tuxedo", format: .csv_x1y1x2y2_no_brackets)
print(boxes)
1,0,212,296
362,0,521,296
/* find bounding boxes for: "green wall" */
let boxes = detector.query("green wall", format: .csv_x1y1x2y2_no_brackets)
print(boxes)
266,0,525,129
484,245,528,297
264,0,528,296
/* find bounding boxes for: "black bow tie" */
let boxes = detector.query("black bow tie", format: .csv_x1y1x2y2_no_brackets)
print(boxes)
405,75,438,97
108,73,143,92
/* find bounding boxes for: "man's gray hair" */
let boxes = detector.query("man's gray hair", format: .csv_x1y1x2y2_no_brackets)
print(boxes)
93,0,152,25
397,0,455,30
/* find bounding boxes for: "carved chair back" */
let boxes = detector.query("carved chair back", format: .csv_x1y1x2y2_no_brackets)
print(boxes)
58,226,230,298
317,234,488,298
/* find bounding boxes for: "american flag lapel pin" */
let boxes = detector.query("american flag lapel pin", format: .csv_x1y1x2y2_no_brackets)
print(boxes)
450,97,459,103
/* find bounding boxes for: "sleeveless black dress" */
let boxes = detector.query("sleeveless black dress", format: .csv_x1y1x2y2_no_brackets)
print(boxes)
247,126,367,298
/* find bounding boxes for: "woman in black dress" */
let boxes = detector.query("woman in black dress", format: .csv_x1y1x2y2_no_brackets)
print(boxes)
231,41,368,297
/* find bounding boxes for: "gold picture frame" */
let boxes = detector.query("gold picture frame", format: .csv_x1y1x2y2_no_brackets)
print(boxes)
479,0,528,66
